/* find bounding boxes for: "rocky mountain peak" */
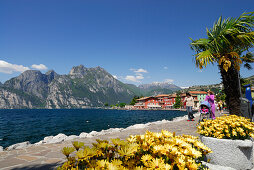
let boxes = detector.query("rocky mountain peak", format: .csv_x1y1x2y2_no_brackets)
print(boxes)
69,65,88,76
45,70,59,82
4,70,50,99
46,69,57,75
17,70,44,81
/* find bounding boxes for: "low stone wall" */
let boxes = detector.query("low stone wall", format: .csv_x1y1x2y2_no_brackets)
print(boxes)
200,135,253,170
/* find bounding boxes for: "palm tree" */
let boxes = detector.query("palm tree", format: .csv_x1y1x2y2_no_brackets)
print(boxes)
190,12,254,115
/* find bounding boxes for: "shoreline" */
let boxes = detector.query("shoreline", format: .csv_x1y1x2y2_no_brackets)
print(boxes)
1,111,200,151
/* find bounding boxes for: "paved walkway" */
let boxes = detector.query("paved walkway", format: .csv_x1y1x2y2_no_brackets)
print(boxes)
0,112,221,170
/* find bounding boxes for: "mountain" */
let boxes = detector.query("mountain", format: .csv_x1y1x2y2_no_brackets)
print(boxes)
138,82,181,96
246,75,254,85
4,70,58,99
0,65,184,109
0,65,136,109
46,65,135,108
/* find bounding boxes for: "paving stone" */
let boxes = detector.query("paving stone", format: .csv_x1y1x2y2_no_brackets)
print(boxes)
45,151,65,159
30,150,51,157
17,149,27,155
43,158,62,164
25,146,47,153
0,151,8,158
0,157,26,168
16,155,39,162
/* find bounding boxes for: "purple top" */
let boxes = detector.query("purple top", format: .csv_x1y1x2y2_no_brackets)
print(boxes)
205,94,215,115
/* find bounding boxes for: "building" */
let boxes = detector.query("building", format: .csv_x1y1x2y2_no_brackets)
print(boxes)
189,91,207,106
156,94,171,109
134,91,207,110
134,97,161,109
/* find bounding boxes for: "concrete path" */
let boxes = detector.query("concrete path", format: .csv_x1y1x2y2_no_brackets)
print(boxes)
0,112,223,170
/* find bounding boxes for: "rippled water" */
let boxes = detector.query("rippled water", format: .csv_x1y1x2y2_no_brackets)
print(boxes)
0,109,187,148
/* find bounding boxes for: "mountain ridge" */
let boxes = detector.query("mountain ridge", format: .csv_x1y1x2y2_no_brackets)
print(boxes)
0,65,182,109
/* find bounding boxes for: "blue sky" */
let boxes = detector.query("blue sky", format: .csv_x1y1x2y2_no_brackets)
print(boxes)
0,0,253,87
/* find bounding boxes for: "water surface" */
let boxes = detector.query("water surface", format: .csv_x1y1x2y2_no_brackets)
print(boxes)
0,109,187,148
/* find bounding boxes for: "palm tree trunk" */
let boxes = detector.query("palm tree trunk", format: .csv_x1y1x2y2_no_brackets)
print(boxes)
219,65,241,115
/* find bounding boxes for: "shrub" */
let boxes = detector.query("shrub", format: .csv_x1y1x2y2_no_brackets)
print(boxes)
197,115,254,140
58,130,211,169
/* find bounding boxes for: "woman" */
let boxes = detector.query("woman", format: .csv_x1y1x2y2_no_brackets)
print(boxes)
183,92,194,121
205,90,215,119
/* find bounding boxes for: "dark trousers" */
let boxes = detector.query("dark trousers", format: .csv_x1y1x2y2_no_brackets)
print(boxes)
186,106,194,120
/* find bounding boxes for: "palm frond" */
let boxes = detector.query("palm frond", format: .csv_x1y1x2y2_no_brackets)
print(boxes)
195,50,215,69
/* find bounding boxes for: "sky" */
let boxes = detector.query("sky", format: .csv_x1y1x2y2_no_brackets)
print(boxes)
0,0,253,88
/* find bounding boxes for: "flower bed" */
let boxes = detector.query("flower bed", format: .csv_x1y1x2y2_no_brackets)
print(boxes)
58,130,211,169
197,115,254,169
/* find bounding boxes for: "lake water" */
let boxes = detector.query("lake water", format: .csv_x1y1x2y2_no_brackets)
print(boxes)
0,109,187,148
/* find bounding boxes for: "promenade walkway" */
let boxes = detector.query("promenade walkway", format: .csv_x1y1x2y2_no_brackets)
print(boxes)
0,112,224,170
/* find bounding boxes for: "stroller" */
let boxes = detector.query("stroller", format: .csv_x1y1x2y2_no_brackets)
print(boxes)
199,101,212,122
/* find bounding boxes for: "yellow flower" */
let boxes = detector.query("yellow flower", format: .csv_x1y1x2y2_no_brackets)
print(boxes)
153,145,164,153
164,163,171,170
111,138,126,146
161,129,173,138
232,130,237,136
111,159,122,166
118,144,138,157
61,147,75,159
176,155,186,168
127,135,137,143
72,141,84,151
107,163,119,170
134,166,145,170
96,160,108,168
141,154,153,166
149,158,165,169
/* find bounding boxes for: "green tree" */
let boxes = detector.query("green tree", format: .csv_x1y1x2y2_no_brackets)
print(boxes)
173,93,182,109
119,103,126,108
130,96,144,105
190,12,254,115
104,103,109,107
240,77,251,95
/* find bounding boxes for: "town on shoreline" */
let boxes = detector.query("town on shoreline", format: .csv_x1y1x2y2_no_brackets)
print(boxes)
121,91,209,110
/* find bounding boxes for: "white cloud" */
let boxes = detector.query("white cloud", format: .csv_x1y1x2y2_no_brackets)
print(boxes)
125,68,148,83
0,60,29,74
31,64,48,70
125,75,140,82
134,68,148,73
136,75,144,80
163,66,168,70
130,68,148,73
164,79,174,83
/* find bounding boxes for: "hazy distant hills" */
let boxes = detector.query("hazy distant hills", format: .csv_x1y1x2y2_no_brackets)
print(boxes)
246,75,254,85
138,82,181,96
0,65,181,109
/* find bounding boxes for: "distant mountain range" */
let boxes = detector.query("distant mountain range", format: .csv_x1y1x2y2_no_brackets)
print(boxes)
0,65,181,109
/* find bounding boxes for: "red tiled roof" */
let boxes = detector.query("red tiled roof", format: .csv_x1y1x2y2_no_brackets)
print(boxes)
137,96,156,101
156,94,170,97
189,91,207,94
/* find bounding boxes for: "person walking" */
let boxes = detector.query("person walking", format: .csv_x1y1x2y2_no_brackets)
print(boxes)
218,100,223,114
205,90,215,119
183,92,195,121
